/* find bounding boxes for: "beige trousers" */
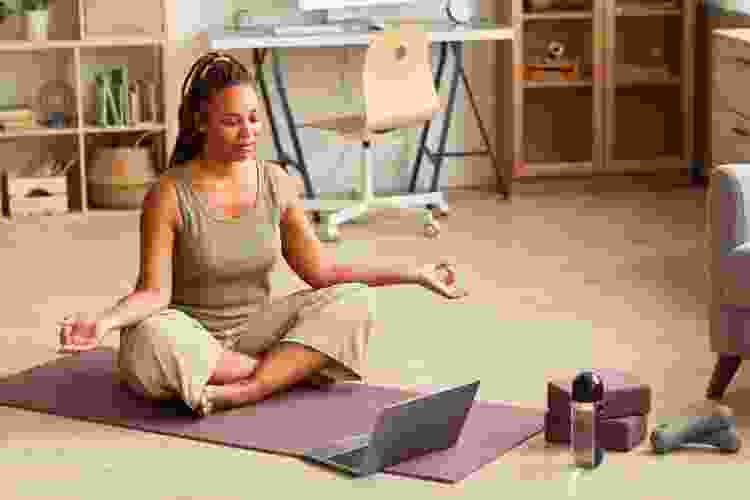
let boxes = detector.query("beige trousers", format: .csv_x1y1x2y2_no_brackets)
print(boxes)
117,283,376,411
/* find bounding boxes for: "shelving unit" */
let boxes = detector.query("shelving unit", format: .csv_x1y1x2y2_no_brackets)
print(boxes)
0,0,167,218
507,0,695,179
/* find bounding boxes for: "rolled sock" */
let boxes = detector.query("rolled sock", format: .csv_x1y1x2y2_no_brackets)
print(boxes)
689,427,742,453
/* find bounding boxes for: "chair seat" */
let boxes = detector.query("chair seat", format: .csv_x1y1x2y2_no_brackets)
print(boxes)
301,112,407,143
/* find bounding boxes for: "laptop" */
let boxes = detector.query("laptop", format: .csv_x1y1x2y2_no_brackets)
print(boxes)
302,380,480,477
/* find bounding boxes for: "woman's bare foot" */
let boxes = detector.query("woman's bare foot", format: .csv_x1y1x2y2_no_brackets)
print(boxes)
197,380,259,417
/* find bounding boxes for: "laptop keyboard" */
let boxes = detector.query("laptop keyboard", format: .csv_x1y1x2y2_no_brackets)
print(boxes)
330,447,369,468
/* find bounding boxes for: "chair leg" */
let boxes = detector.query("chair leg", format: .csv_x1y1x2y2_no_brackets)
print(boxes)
706,354,742,400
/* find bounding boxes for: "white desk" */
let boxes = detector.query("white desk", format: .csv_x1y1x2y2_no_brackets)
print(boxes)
205,21,513,202
207,22,513,49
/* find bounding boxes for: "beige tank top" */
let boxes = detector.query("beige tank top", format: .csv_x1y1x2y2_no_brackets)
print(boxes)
163,160,296,341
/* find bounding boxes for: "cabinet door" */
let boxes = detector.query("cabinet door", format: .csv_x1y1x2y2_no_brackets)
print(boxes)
604,0,691,174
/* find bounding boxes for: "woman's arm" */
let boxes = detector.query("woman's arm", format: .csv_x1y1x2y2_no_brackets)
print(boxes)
280,202,421,289
95,176,178,335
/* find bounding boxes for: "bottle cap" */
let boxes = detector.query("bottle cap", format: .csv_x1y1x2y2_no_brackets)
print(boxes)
572,371,604,403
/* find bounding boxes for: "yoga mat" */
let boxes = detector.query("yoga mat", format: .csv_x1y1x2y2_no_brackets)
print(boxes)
0,348,544,483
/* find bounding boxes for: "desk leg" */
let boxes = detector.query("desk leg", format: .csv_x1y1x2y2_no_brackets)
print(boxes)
269,48,317,199
408,43,448,195
254,49,285,164
427,41,463,195
408,42,506,199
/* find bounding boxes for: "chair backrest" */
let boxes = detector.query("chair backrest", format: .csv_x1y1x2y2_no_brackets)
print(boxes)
362,24,441,132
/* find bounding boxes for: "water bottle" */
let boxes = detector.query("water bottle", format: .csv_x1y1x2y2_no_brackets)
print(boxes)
571,371,604,469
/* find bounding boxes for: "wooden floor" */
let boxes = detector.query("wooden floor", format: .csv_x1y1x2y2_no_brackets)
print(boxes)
1,174,746,499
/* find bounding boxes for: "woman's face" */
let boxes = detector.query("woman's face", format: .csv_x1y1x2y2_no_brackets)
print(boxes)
203,83,262,163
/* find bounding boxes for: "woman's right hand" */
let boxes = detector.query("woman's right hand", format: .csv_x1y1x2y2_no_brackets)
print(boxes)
57,312,104,353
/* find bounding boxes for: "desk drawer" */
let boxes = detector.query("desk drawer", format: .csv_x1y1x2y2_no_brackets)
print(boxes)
713,34,750,118
712,109,750,166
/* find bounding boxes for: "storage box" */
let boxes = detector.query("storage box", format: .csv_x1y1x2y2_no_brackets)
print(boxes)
545,412,648,451
548,369,652,421
524,61,580,82
2,172,68,217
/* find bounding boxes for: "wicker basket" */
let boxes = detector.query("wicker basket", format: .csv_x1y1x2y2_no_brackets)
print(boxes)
87,130,159,209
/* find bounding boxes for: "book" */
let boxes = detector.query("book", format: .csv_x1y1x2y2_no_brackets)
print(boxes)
0,108,34,122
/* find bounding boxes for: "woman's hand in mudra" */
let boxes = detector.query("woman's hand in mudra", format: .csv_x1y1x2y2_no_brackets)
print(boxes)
416,262,469,300
57,312,104,354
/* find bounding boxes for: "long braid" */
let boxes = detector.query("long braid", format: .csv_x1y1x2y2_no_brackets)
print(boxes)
164,52,254,173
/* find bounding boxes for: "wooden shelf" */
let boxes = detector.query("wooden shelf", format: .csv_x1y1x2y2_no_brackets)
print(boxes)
615,1,681,16
0,37,165,52
523,10,594,21
0,127,78,139
82,123,166,134
616,75,681,86
525,79,593,88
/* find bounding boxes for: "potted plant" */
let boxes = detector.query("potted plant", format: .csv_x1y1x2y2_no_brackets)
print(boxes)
0,2,15,23
22,0,49,41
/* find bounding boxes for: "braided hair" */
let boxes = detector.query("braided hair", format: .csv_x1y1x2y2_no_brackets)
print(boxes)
165,52,256,173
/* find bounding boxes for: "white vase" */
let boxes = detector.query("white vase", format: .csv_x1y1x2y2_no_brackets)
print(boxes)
25,9,48,41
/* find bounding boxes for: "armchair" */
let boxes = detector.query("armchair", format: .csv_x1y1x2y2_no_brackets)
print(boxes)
706,164,750,399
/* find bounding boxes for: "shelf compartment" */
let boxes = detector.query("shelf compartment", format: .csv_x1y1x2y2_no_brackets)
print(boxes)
82,0,165,39
0,47,78,129
615,15,682,87
524,86,595,165
0,0,80,43
0,133,83,210
611,86,683,161
524,19,594,83
79,45,163,128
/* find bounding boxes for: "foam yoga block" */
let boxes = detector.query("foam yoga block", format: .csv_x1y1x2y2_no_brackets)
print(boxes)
545,412,648,451
650,406,737,454
548,369,651,421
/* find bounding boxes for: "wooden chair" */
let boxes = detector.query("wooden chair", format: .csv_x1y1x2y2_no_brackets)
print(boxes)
300,24,449,242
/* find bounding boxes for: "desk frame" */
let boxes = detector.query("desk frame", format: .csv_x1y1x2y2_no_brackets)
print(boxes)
214,25,510,202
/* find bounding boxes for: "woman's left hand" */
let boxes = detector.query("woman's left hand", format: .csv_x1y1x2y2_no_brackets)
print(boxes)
416,262,468,299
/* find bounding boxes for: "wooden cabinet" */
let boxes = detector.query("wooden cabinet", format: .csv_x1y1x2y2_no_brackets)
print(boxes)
508,0,695,179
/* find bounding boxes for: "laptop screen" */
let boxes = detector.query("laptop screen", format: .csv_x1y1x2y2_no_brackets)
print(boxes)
363,381,480,471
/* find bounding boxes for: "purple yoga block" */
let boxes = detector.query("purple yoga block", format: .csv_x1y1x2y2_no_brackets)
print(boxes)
547,369,651,421
545,412,648,452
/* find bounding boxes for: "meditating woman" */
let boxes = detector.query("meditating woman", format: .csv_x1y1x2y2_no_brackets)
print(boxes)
57,52,467,417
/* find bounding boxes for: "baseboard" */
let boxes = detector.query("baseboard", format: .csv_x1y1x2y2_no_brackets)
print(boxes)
510,169,699,195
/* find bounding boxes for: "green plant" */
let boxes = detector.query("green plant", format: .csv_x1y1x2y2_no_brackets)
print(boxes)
0,1,16,20
21,0,48,11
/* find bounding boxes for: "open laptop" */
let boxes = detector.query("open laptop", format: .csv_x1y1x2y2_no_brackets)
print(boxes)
302,380,480,477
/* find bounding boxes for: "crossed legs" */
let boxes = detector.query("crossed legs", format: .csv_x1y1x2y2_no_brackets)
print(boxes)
201,343,329,413
118,284,374,416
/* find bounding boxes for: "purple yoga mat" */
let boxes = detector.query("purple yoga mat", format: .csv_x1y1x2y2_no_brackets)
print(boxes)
0,348,544,483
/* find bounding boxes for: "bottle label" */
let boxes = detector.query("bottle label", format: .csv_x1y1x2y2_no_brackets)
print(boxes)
571,403,596,467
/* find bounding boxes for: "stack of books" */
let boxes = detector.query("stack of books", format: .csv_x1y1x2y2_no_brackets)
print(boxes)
0,106,38,132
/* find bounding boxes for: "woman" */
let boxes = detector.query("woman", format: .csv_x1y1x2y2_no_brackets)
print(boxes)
57,52,467,417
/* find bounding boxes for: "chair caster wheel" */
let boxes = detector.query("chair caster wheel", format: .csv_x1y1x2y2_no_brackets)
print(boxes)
318,224,340,242
432,205,450,218
424,221,440,238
